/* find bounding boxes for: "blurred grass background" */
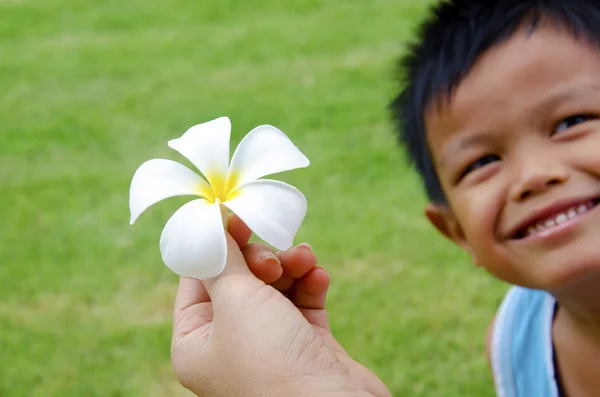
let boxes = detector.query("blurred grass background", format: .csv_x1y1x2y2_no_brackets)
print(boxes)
0,0,509,395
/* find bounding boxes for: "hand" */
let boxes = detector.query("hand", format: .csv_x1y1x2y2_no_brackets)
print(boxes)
171,214,391,397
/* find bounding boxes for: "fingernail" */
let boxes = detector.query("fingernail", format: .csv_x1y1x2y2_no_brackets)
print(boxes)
260,252,280,264
296,242,312,251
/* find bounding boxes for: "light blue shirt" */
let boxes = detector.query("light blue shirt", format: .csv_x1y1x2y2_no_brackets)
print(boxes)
491,286,561,397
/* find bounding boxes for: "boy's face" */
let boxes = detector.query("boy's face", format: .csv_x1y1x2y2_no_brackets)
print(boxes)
424,26,600,294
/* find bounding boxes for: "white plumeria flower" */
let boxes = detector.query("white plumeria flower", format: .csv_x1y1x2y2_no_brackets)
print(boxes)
129,116,309,280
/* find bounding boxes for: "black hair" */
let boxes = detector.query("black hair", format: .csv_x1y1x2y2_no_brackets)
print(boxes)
390,0,600,204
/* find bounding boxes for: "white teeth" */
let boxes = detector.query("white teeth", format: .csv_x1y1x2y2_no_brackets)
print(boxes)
555,214,568,224
520,200,597,238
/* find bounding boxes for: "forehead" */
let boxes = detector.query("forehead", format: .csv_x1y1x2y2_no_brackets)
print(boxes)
425,26,600,167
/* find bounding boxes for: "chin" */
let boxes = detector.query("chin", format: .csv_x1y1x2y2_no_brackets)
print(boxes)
480,250,600,295
542,254,600,295
497,224,600,292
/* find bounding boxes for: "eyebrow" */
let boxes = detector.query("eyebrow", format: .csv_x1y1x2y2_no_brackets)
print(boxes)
437,83,600,167
438,132,490,168
535,83,600,113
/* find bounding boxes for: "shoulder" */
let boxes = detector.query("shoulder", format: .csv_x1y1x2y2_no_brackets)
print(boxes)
484,287,547,363
486,286,557,397
485,315,496,365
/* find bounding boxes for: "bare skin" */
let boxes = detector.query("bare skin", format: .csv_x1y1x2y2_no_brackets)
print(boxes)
425,26,600,396
171,214,391,397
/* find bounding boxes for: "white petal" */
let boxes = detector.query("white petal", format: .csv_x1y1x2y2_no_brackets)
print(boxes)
159,199,227,280
228,125,310,186
224,180,307,250
129,159,210,224
168,117,231,185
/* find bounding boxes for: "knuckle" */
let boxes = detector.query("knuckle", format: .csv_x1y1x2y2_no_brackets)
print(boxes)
245,241,271,254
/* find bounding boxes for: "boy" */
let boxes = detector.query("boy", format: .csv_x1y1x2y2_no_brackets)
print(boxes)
391,1,600,396
171,1,600,396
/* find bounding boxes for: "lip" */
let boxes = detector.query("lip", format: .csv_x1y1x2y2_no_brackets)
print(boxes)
506,195,600,240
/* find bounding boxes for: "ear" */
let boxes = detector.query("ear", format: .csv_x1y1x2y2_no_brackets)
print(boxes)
424,203,480,266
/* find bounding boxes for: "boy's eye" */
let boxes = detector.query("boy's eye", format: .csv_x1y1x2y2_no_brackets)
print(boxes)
458,154,500,181
554,114,596,134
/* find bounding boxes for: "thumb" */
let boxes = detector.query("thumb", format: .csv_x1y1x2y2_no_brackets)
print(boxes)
202,232,264,304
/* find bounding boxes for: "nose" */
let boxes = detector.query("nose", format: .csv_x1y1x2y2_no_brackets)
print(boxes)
509,157,568,202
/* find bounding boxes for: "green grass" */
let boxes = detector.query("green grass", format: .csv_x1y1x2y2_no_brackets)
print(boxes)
0,0,509,395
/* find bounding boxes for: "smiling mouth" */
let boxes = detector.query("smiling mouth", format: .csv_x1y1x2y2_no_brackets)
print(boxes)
512,198,600,240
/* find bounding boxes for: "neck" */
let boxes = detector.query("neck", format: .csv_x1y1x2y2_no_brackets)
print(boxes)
553,291,600,397
553,273,600,333
550,274,600,396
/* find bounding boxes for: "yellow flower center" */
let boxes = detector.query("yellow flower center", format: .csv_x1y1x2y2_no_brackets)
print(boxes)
197,171,240,203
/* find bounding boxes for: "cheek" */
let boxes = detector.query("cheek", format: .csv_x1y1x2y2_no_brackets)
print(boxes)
569,132,600,175
455,186,525,283
454,187,501,244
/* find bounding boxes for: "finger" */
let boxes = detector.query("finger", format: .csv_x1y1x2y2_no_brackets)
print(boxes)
243,242,283,284
269,243,316,292
270,274,295,292
174,276,210,315
290,266,330,310
301,307,332,333
227,213,252,249
277,243,317,278
173,277,212,336
202,233,263,302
